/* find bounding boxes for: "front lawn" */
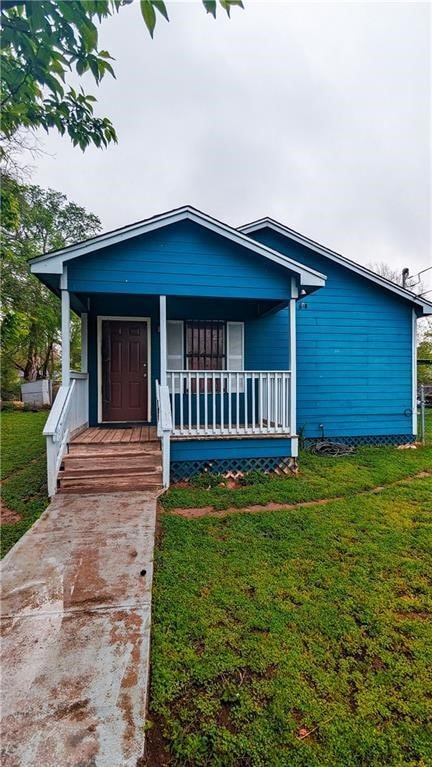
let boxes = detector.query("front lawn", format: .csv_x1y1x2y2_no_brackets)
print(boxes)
149,419,432,766
161,414,432,512
1,410,49,558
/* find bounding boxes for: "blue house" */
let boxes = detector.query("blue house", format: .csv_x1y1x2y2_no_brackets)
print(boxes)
30,206,432,495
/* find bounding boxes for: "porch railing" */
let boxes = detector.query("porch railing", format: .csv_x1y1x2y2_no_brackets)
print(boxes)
167,370,291,437
43,372,88,496
156,380,172,488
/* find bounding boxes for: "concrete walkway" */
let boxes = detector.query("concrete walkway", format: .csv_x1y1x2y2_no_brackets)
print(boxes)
1,491,157,767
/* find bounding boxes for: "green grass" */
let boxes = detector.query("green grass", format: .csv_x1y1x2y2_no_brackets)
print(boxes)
162,415,432,512
150,415,432,766
151,478,432,767
1,410,49,558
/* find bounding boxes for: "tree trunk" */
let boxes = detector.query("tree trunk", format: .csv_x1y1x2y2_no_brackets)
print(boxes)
23,323,41,382
41,339,54,379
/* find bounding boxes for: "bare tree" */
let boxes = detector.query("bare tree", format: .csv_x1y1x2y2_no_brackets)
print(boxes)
367,261,424,295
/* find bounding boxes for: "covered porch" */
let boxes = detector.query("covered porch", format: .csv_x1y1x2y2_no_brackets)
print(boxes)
30,207,327,493
42,289,298,493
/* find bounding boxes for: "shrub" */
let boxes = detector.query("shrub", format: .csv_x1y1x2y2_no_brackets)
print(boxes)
238,469,271,486
191,472,226,489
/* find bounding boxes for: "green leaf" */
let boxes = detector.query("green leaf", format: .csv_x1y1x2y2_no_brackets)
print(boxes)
75,58,88,76
220,0,244,16
100,59,116,78
140,0,156,37
88,57,101,82
202,0,217,18
80,18,98,51
152,1,169,21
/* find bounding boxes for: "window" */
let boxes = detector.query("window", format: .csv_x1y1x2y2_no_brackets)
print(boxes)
186,320,225,370
166,321,244,390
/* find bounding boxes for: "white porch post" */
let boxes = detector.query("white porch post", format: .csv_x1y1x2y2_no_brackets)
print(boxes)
160,295,167,386
60,268,70,387
290,278,298,457
159,295,170,487
80,312,88,374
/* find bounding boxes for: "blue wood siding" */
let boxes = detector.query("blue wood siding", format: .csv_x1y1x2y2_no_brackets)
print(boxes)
245,310,289,370
171,438,292,461
248,228,414,439
68,220,294,300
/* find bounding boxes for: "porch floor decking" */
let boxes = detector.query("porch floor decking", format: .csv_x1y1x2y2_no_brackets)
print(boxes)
71,427,291,445
71,426,158,445
171,429,292,440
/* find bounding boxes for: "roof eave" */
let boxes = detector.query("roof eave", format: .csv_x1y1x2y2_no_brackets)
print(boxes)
239,218,432,315
29,206,326,289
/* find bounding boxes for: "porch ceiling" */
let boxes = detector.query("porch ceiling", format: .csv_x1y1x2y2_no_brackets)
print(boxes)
45,290,291,319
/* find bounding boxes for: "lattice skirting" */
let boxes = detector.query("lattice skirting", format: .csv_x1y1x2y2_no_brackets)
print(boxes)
171,456,296,482
303,434,416,448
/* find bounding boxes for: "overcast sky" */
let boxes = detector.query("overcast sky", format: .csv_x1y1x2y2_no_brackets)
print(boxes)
30,1,431,292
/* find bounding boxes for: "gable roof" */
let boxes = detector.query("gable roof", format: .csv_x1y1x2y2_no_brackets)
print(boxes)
30,205,326,291
239,217,432,315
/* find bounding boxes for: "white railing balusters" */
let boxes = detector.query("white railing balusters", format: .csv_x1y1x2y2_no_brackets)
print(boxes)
170,372,176,430
156,380,173,488
195,372,199,431
250,373,254,433
188,373,192,432
44,371,88,496
211,373,215,434
228,373,232,434
243,372,248,430
259,373,263,431
282,373,286,432
179,373,184,435
204,374,208,433
167,370,292,437
220,372,224,434
236,373,240,433
267,374,271,433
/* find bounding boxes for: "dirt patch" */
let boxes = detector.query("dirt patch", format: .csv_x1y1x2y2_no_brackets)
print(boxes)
169,497,344,519
167,471,432,519
0,499,21,524
138,710,171,767
395,611,430,621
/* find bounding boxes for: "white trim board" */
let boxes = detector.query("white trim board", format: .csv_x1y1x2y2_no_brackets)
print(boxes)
29,206,326,290
239,217,432,315
412,308,417,436
96,316,151,424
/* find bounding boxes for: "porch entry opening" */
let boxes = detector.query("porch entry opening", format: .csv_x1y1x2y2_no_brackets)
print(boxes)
101,320,149,422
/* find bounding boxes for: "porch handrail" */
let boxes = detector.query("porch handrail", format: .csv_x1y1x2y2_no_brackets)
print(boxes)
44,372,88,495
167,369,291,437
156,380,172,487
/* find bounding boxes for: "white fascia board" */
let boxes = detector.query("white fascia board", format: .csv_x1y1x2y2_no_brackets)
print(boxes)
240,218,432,314
29,206,326,289
31,260,63,275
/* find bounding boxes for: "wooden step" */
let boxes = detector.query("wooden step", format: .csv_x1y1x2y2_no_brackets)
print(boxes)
59,482,162,495
62,455,161,472
60,465,162,479
67,442,161,456
60,425,163,494
58,471,162,494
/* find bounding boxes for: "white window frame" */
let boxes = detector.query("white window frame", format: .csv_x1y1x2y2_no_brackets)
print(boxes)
166,320,245,372
226,321,245,372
